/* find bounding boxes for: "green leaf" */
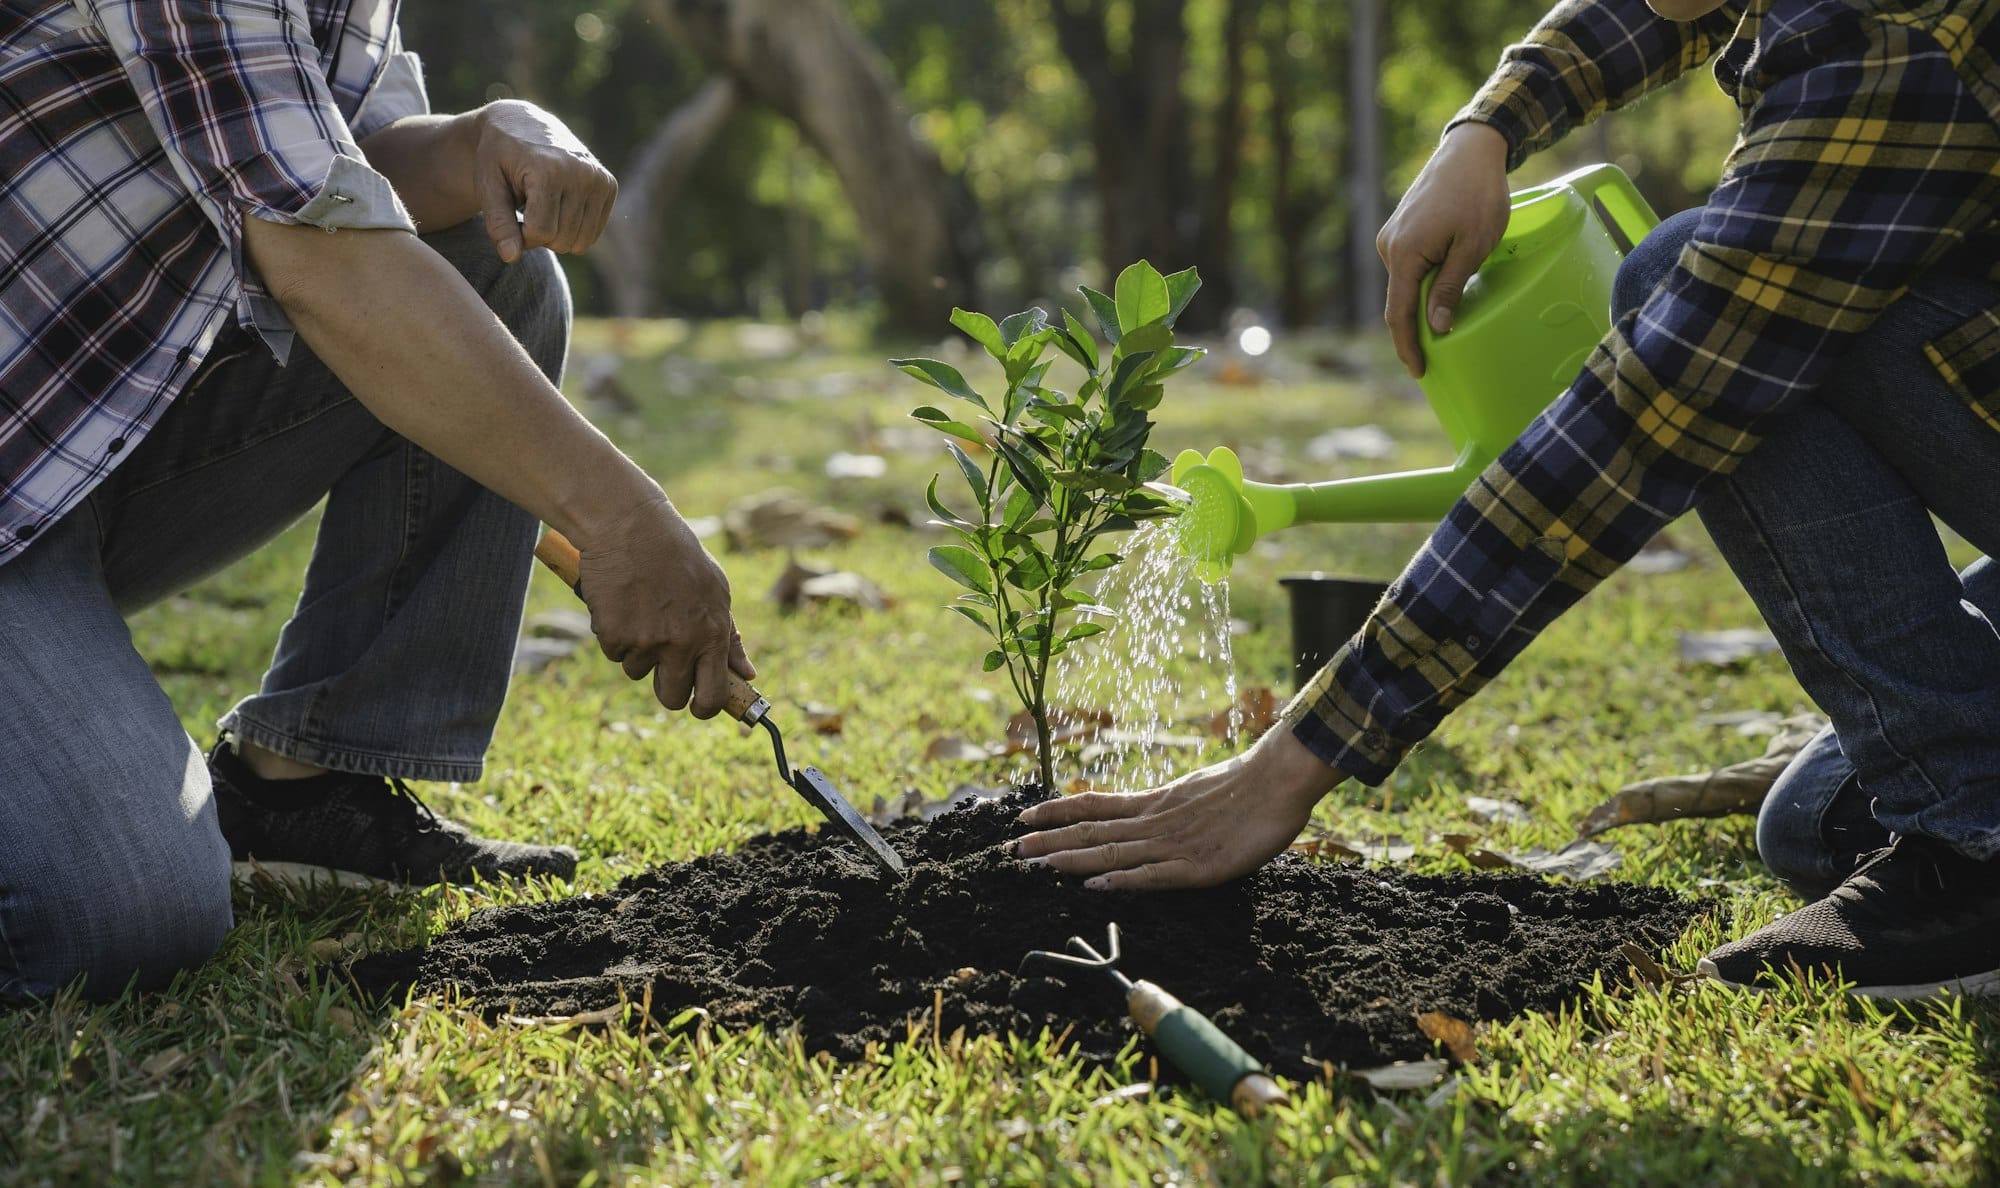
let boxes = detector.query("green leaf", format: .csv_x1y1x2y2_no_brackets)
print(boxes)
982,650,1007,672
996,439,1051,504
911,405,988,446
1164,267,1203,327
1005,553,1053,590
1002,485,1039,530
1080,286,1122,345
1128,383,1164,412
891,358,985,406
1113,261,1170,333
951,605,991,632
1103,352,1157,404
1061,310,1100,371
999,308,1049,348
945,441,988,508
1062,622,1107,644
950,309,1007,358
1134,448,1172,482
1154,345,1206,375
1117,322,1173,359
928,545,991,594
924,475,970,529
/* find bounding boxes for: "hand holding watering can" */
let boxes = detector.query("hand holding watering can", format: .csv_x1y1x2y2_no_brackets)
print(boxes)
1173,152,1659,577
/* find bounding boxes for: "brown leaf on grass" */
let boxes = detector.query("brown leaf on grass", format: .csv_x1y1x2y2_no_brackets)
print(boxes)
768,558,893,613
802,703,845,735
1465,795,1531,826
1677,627,1781,666
1439,834,1517,870
1620,942,1671,988
500,1004,625,1029
1575,714,1826,839
1003,707,1113,754
511,637,580,675
1208,686,1282,740
1290,833,1416,864
1415,1012,1479,1064
924,736,995,763
1491,840,1623,881
723,488,863,552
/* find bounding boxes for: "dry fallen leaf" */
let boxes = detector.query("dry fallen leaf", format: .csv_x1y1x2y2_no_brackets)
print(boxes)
1415,1012,1479,1064
723,488,862,552
802,703,845,735
1208,686,1282,740
142,1048,191,1079
768,557,892,613
1465,795,1531,826
1677,627,1781,666
923,736,994,763
1575,714,1826,838
1490,840,1623,881
1619,941,1671,988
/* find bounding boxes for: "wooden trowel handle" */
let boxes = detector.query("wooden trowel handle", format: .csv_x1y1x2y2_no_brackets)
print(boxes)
533,529,766,725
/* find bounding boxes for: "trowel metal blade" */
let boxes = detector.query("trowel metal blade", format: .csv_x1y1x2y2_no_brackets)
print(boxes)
792,766,906,875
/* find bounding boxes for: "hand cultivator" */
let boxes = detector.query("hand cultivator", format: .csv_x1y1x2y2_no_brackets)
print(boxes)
1024,923,1288,1117
534,530,905,875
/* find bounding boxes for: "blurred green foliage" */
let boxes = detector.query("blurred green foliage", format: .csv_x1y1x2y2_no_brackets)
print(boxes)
403,0,1739,326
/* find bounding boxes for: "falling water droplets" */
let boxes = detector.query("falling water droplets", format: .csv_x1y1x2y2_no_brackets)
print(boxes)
1050,519,1241,791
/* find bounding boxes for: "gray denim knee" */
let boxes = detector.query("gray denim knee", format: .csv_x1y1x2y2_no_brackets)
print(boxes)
0,739,233,1001
422,220,572,383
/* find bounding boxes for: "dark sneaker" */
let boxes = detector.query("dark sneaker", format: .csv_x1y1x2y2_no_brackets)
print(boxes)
1699,836,2000,999
210,739,577,888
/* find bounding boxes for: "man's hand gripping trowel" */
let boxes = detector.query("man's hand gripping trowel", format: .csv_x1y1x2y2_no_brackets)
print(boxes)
534,530,905,876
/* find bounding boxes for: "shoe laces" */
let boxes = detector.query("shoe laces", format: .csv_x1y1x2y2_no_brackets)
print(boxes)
376,776,442,833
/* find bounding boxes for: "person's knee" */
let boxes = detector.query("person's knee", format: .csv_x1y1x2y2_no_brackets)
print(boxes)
419,219,573,383
1,752,233,1000
491,245,573,382
1612,207,1702,323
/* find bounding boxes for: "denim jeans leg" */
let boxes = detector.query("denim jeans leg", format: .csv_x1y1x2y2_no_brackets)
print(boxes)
0,510,233,1000
1616,213,2000,864
1754,726,1881,899
92,222,570,781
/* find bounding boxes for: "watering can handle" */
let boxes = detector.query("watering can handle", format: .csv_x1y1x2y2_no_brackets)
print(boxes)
1551,162,1658,251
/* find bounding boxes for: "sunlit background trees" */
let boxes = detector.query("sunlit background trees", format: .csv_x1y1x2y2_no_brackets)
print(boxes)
405,0,1740,335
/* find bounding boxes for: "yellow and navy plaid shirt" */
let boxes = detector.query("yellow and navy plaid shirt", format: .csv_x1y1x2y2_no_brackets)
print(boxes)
1285,0,2000,783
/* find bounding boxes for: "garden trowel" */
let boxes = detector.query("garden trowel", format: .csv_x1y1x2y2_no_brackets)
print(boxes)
532,530,906,875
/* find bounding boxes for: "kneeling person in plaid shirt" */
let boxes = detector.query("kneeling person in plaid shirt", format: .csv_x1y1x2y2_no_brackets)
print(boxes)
1019,0,2000,999
0,2,753,998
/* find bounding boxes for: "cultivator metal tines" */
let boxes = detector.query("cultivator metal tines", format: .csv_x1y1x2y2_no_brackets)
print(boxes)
1023,924,1288,1118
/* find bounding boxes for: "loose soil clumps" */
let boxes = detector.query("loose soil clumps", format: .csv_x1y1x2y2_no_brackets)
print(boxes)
354,790,1701,1075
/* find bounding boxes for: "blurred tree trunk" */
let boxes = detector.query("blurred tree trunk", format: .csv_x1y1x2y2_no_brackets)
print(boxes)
643,0,980,332
1267,4,1316,328
1344,0,1385,331
594,75,741,318
1049,0,1248,331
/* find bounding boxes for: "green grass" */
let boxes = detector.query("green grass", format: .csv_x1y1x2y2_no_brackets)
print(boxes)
5,315,1997,1185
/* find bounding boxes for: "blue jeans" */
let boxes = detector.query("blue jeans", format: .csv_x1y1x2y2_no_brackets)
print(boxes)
0,221,567,999
1616,209,2000,897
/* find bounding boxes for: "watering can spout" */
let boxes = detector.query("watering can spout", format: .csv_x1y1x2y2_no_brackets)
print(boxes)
1170,162,1659,578
1171,446,1481,579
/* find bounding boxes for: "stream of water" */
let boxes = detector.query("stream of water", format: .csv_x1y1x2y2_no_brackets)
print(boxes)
1047,519,1241,791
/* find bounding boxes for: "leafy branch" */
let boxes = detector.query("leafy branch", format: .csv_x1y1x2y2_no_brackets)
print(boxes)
893,261,1204,790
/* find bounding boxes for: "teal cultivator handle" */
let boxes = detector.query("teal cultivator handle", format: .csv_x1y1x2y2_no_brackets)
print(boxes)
1128,981,1289,1117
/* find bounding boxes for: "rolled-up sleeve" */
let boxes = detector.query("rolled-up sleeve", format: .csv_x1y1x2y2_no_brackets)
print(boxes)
350,24,428,139
79,0,418,360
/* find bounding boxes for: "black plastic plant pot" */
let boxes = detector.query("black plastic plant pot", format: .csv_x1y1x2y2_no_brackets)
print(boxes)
1279,574,1391,693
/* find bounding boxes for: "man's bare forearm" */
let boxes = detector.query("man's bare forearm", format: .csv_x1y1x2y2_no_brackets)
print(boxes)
242,219,660,546
359,114,484,233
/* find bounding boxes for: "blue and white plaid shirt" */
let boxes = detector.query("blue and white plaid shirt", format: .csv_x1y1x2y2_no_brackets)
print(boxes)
0,0,425,566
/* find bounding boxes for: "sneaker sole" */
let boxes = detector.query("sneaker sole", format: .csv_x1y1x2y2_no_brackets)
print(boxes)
232,859,401,891
1697,956,2000,999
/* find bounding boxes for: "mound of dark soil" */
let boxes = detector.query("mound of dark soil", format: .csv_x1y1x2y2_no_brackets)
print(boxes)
353,789,1701,1075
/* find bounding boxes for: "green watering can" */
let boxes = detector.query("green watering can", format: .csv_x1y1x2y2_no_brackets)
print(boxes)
1173,163,1659,578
